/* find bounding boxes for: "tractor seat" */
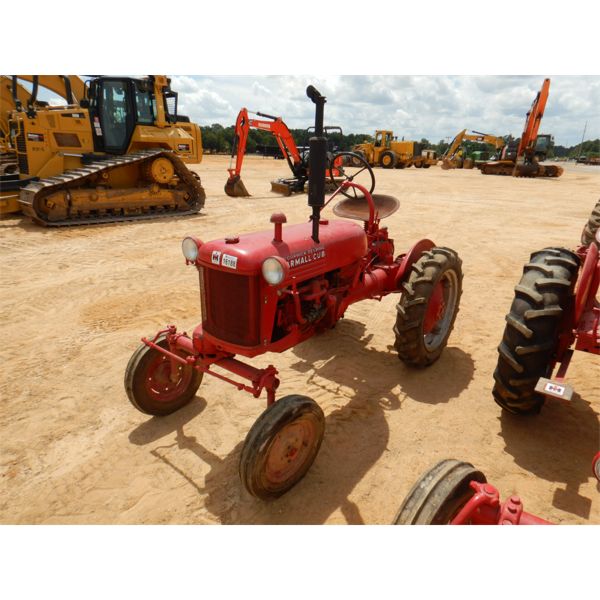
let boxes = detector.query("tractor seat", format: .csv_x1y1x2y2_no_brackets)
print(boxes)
333,194,400,221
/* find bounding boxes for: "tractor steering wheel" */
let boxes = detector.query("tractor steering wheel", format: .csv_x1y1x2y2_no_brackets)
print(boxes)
329,151,375,199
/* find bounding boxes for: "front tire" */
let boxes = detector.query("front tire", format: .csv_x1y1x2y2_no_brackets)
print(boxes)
124,335,203,416
394,247,463,367
239,395,325,500
393,459,486,524
381,151,396,169
492,248,579,414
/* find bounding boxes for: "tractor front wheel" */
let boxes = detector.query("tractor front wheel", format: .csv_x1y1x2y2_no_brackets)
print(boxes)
492,247,580,414
394,247,463,367
239,395,325,500
124,335,203,416
393,459,487,524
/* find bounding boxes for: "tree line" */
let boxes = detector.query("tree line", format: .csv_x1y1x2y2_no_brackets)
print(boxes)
200,123,599,159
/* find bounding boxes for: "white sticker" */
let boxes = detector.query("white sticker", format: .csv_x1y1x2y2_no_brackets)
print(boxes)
211,250,221,265
544,382,565,396
222,254,238,269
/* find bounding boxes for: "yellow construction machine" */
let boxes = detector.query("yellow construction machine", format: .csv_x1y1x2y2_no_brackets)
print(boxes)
0,75,205,224
352,130,437,169
440,129,505,170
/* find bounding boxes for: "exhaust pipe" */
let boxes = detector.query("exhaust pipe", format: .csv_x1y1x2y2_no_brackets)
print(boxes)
224,175,250,197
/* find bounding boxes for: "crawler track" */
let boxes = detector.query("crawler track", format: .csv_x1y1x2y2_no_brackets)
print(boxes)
19,149,205,227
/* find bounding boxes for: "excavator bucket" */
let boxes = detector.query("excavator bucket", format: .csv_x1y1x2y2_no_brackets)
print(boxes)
224,175,251,197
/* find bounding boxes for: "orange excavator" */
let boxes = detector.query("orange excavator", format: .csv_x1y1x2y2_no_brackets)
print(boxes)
224,108,344,197
225,108,311,197
480,78,563,178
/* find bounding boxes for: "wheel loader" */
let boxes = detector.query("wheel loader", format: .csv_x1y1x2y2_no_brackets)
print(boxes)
352,130,437,169
0,75,205,225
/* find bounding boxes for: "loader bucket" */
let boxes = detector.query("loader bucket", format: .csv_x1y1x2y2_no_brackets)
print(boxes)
225,175,251,197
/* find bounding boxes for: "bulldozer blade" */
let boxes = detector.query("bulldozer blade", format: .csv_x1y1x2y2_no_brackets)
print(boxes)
270,179,293,196
224,176,251,197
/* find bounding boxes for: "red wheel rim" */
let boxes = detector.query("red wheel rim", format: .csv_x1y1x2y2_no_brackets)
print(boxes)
593,452,600,482
145,352,193,403
423,280,446,334
264,417,317,485
423,269,459,351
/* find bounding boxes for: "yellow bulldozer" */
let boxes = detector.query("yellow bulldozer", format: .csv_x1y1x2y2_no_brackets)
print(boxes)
352,130,437,169
0,75,205,225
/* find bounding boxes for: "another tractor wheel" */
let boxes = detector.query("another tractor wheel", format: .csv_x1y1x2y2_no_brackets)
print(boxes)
422,163,431,169
239,395,325,500
393,459,487,524
380,151,396,169
581,198,600,247
415,162,423,168
394,247,463,367
492,247,580,414
124,335,203,416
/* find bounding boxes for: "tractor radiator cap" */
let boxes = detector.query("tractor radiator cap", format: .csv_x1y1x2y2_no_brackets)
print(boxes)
333,194,400,221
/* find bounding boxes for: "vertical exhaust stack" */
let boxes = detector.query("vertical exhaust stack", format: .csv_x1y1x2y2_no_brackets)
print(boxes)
306,85,327,243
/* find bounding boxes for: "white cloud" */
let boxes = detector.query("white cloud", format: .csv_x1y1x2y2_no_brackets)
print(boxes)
170,75,599,146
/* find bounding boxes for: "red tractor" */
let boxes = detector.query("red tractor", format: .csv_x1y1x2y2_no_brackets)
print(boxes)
125,86,464,499
393,459,552,524
493,199,600,479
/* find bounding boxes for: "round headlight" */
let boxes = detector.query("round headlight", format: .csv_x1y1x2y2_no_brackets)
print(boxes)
182,236,199,262
262,256,288,285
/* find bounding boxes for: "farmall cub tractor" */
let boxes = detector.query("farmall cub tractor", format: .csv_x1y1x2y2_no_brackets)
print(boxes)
125,86,463,500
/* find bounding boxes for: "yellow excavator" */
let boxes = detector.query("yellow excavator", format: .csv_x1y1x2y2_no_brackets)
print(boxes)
440,129,505,169
0,75,205,225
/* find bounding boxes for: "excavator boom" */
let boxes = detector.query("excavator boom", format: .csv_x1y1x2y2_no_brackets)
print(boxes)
480,78,562,178
225,108,304,197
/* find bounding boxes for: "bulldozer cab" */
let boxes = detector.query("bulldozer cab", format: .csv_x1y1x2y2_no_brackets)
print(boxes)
87,76,178,154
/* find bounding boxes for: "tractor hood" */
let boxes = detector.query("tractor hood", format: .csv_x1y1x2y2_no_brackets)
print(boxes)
197,219,367,280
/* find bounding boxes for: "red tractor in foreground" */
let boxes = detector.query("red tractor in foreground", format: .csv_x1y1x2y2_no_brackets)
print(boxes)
125,86,464,499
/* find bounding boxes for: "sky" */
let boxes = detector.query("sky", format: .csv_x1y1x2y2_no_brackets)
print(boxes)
167,75,599,148
34,74,599,148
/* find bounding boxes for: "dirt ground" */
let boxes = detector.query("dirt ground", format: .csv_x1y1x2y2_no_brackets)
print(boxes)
1,155,598,524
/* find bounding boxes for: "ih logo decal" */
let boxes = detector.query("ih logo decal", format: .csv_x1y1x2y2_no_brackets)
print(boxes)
211,250,221,265
544,382,565,396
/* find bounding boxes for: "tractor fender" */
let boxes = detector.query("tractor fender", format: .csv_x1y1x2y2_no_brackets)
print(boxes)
574,240,599,324
394,238,436,288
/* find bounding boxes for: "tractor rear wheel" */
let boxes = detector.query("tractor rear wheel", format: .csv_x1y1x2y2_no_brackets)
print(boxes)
239,395,325,500
381,151,396,169
581,198,600,247
492,247,580,414
415,162,423,168
393,459,487,524
394,247,463,367
422,164,431,169
124,335,203,416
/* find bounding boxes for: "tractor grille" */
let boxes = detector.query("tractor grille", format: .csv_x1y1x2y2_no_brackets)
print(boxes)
15,131,29,174
199,267,260,347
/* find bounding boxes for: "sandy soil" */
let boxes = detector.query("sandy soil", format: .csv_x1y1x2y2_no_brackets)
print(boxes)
1,155,598,524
